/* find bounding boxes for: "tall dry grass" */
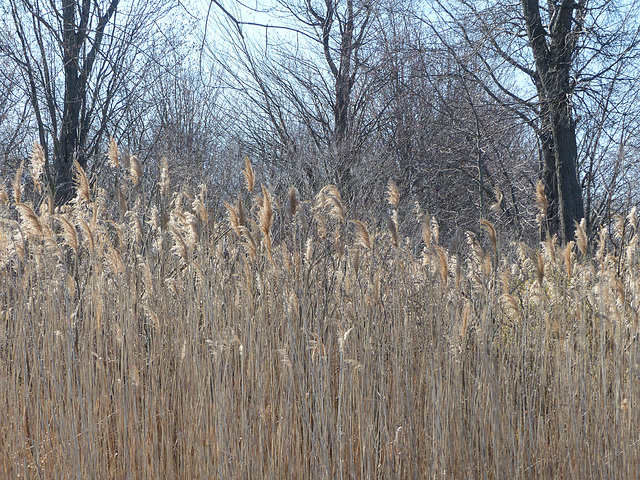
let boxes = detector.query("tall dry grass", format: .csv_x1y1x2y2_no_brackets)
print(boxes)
1,154,639,478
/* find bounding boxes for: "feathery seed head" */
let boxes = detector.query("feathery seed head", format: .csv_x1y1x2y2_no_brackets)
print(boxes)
479,219,497,257
258,184,274,238
435,245,448,284
421,211,431,248
73,160,91,205
56,215,79,254
30,141,46,193
387,179,399,207
108,136,119,169
243,157,255,193
288,186,299,217
350,220,372,249
12,160,24,204
77,218,95,254
159,158,170,197
491,186,504,214
129,154,142,186
317,185,345,223
613,214,626,241
542,232,557,264
0,185,8,205
535,180,548,217
597,225,607,262
386,212,398,247
193,197,207,224
16,203,43,239
627,206,637,232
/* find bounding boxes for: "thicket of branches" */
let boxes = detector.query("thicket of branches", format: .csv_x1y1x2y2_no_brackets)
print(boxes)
1,0,640,245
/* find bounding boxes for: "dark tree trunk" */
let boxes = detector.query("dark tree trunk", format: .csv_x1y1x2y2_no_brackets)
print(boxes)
539,104,559,236
552,103,584,242
53,0,119,204
56,0,80,203
522,0,584,243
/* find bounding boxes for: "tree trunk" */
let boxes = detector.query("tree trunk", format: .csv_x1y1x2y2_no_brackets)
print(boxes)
523,0,584,243
552,105,583,242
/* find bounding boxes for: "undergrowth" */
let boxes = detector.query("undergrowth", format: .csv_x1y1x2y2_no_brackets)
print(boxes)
1,146,639,478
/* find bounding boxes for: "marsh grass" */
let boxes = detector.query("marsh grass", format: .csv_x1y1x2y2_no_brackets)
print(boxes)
1,158,639,478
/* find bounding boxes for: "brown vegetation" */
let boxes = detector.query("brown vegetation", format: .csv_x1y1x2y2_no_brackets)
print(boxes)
1,157,639,478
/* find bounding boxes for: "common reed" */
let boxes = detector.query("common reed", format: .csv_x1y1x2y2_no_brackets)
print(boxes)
1,154,639,478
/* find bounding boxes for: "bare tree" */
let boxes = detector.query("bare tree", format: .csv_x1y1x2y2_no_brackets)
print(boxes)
207,0,389,195
2,0,175,203
425,0,640,242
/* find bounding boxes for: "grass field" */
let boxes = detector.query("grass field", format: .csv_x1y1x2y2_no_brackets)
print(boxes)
1,159,639,478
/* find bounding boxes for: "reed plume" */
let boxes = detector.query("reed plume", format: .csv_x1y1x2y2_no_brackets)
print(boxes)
288,186,300,217
12,160,23,204
387,179,399,207
108,136,119,169
159,157,170,197
350,220,372,249
129,154,142,186
243,156,255,193
30,141,46,193
535,180,548,217
74,160,91,205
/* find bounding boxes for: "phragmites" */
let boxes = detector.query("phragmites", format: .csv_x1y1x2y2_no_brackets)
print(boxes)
288,186,299,217
386,211,399,247
13,160,24,204
258,184,275,265
170,225,189,264
236,197,246,231
535,180,549,220
74,160,91,205
108,136,119,169
542,233,557,264
317,185,345,223
225,196,251,253
159,158,170,197
56,215,79,254
30,141,46,193
466,231,485,265
387,179,399,208
77,217,95,255
192,196,208,225
628,206,638,232
0,184,8,205
258,184,274,239
501,292,520,316
242,157,255,193
479,219,497,259
596,224,607,262
491,186,504,214
350,220,372,249
129,154,142,186
574,218,587,255
16,203,43,239
421,211,432,248
535,251,545,286
386,180,400,247
126,211,144,246
435,245,449,284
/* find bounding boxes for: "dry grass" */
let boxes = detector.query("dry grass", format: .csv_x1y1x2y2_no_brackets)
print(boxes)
1,159,640,478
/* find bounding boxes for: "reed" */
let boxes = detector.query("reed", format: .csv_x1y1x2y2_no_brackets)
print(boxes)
1,159,639,478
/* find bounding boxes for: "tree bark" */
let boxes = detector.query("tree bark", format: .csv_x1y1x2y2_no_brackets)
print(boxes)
522,0,584,242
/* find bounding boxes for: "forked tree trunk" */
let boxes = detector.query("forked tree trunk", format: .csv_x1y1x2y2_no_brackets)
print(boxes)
523,0,584,243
